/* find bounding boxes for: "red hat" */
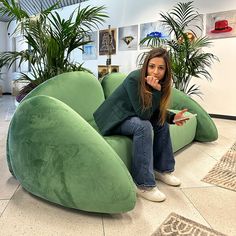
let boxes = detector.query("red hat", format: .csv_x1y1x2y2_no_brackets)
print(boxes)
211,20,232,33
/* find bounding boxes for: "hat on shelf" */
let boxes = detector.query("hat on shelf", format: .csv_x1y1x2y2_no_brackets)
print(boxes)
211,20,232,33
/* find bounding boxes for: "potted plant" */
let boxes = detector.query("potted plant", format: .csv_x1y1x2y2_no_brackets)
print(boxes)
0,0,108,101
139,1,218,98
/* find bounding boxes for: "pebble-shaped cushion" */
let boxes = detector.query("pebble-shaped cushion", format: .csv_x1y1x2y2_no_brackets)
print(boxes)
23,71,105,127
7,95,136,213
101,72,127,98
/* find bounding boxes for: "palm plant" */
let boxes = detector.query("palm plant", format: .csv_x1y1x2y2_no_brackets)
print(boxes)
139,1,218,98
0,0,108,101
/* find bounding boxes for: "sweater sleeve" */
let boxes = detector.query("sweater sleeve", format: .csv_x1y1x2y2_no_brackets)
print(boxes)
124,72,155,120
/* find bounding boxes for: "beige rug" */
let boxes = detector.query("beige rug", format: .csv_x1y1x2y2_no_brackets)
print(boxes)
202,142,236,191
152,212,227,236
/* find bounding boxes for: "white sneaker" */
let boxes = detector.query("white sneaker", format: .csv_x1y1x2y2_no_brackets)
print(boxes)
154,171,181,186
136,186,166,202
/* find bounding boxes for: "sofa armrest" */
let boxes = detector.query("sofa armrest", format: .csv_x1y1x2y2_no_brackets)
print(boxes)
7,95,136,213
170,88,218,142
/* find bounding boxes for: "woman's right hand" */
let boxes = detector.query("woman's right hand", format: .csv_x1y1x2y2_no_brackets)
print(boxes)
145,76,161,91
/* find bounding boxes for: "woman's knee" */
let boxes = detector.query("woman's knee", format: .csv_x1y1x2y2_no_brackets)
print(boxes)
132,118,153,134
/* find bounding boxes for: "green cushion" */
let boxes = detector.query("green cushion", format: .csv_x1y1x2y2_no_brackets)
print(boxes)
8,95,136,213
170,88,218,142
169,110,197,152
24,71,105,128
104,135,133,170
101,72,127,98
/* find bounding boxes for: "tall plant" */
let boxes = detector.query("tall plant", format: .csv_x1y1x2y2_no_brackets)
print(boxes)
0,0,108,101
140,1,218,98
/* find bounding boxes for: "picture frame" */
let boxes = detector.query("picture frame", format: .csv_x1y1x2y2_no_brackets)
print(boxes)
118,25,138,51
206,10,236,39
139,21,170,49
99,28,117,55
82,31,98,60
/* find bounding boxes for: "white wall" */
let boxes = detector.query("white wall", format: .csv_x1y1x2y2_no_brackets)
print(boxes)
58,0,236,116
0,22,7,52
3,0,236,116
0,22,10,92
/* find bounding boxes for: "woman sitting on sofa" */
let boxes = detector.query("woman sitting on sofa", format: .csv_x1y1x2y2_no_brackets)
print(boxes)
93,48,189,202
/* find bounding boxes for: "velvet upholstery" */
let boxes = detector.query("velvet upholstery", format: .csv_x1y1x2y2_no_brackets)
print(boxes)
24,71,104,129
169,110,197,152
101,72,127,98
7,71,217,214
8,94,136,213
7,71,137,213
170,88,218,142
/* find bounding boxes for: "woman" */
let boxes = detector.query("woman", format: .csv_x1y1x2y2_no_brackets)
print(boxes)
93,48,188,202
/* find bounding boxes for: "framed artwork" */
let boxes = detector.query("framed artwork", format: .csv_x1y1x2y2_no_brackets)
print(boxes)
139,21,169,49
118,25,138,51
99,28,117,55
98,65,119,79
82,31,98,60
206,10,236,39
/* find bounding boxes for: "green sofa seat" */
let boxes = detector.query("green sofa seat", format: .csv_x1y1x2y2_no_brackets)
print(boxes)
7,71,218,214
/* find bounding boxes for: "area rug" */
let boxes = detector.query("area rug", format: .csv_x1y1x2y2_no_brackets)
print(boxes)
151,212,227,236
202,142,236,191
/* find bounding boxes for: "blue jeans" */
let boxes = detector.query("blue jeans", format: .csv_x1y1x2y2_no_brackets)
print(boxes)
112,117,175,188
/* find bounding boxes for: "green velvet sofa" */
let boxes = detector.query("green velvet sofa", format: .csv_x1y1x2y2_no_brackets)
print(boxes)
6,71,218,214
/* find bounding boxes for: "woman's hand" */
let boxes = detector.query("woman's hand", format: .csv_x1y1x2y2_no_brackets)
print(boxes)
145,76,161,91
173,109,188,126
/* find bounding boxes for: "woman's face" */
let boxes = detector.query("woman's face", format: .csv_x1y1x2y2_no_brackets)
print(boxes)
147,57,166,81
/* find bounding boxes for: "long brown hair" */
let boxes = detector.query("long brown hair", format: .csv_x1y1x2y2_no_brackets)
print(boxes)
140,48,172,125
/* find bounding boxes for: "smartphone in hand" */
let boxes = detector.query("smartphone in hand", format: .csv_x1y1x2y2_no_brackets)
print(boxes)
173,113,197,123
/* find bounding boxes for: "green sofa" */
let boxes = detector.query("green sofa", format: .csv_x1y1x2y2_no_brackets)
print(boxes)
6,71,218,214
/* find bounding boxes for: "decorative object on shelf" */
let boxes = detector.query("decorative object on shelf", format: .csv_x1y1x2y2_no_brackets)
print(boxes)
139,1,218,98
118,25,138,51
99,27,117,55
206,10,236,39
0,0,108,102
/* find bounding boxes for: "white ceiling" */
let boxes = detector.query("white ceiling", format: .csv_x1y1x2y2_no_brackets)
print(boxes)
0,0,87,22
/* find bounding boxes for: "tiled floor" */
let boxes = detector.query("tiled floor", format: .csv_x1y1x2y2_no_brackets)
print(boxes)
0,95,235,236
